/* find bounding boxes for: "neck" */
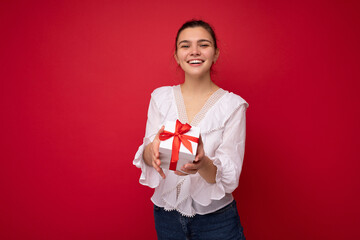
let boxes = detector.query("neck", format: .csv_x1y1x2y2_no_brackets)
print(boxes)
182,73,217,94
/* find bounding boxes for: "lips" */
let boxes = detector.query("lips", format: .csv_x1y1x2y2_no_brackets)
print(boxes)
187,59,205,64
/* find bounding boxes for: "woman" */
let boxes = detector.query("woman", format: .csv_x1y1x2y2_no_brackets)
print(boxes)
133,20,248,240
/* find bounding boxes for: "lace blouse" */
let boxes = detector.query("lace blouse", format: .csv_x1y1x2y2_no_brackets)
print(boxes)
133,85,249,216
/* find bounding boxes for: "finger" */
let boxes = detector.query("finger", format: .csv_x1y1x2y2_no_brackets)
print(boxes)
152,156,163,174
195,139,204,162
194,153,203,162
195,145,205,161
152,160,161,172
174,171,188,176
198,134,203,144
155,125,165,138
184,163,199,171
158,168,166,179
153,144,160,159
180,168,198,175
152,161,166,179
153,126,164,158
152,153,162,167
155,158,161,167
181,164,199,175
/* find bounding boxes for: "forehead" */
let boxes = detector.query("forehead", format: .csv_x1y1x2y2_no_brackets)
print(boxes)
177,27,213,43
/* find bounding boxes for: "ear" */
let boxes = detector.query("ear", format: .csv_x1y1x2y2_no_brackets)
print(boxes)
213,48,220,63
174,52,180,64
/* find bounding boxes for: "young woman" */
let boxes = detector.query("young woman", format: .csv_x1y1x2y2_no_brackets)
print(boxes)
133,20,248,240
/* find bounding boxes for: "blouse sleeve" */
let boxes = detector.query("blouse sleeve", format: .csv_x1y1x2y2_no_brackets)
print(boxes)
132,95,163,188
191,103,248,205
211,103,247,195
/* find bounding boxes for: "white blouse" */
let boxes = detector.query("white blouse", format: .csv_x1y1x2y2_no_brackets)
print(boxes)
133,85,249,217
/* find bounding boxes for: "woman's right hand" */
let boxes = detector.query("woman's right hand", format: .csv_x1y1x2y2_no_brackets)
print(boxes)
149,126,166,179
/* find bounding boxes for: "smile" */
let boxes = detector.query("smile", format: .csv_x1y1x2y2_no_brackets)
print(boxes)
187,59,205,64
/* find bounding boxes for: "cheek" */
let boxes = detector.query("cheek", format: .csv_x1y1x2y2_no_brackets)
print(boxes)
178,52,187,61
205,50,216,59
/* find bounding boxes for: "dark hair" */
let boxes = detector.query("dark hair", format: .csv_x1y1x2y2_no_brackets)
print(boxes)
175,20,218,51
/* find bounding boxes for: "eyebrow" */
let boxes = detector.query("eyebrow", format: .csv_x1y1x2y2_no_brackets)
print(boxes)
178,39,212,45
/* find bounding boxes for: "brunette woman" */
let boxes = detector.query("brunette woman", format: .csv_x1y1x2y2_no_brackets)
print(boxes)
133,20,248,240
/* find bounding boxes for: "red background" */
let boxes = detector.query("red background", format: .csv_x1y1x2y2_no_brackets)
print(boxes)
1,0,359,239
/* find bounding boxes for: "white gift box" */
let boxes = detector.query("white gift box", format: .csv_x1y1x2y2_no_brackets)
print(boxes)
159,120,200,172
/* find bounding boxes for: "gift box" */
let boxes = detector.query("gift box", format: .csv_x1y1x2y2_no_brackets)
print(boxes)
159,120,200,173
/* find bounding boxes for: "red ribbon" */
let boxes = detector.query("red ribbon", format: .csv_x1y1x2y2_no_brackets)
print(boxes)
159,120,199,171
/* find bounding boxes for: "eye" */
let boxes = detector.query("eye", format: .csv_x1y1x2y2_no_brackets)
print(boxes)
180,45,190,48
200,44,209,47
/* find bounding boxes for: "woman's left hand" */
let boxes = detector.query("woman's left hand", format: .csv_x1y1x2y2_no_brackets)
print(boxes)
175,135,205,175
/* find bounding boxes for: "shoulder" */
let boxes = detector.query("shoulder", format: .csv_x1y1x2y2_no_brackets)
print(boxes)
200,90,248,133
216,90,249,118
149,86,176,116
220,91,249,110
150,86,174,102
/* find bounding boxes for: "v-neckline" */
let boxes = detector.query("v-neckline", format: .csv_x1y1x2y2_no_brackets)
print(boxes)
173,85,226,126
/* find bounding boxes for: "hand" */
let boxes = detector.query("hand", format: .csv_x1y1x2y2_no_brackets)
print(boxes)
150,126,166,179
175,135,205,176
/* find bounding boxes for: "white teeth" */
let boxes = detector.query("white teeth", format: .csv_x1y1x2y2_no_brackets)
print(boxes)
189,60,203,64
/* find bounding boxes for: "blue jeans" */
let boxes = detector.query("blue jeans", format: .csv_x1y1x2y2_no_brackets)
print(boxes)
154,200,246,240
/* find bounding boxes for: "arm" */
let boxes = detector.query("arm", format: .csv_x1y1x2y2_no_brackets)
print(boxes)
178,104,247,190
133,93,167,187
212,104,247,193
143,126,166,179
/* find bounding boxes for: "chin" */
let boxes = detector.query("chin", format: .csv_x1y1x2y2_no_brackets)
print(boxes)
185,71,209,78
184,68,210,76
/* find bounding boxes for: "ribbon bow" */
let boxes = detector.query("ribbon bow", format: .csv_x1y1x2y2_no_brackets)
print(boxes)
159,120,199,171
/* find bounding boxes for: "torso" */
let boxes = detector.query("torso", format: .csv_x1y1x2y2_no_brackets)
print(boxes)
145,85,248,216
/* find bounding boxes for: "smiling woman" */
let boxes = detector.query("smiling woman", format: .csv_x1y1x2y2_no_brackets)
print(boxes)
133,20,248,240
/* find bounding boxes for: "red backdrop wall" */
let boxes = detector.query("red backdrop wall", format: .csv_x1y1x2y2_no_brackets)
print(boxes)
1,0,359,239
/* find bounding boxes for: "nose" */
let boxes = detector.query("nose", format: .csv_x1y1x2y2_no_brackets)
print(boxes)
190,45,200,56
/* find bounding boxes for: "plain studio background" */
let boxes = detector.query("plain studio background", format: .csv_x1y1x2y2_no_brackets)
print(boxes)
1,0,359,239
